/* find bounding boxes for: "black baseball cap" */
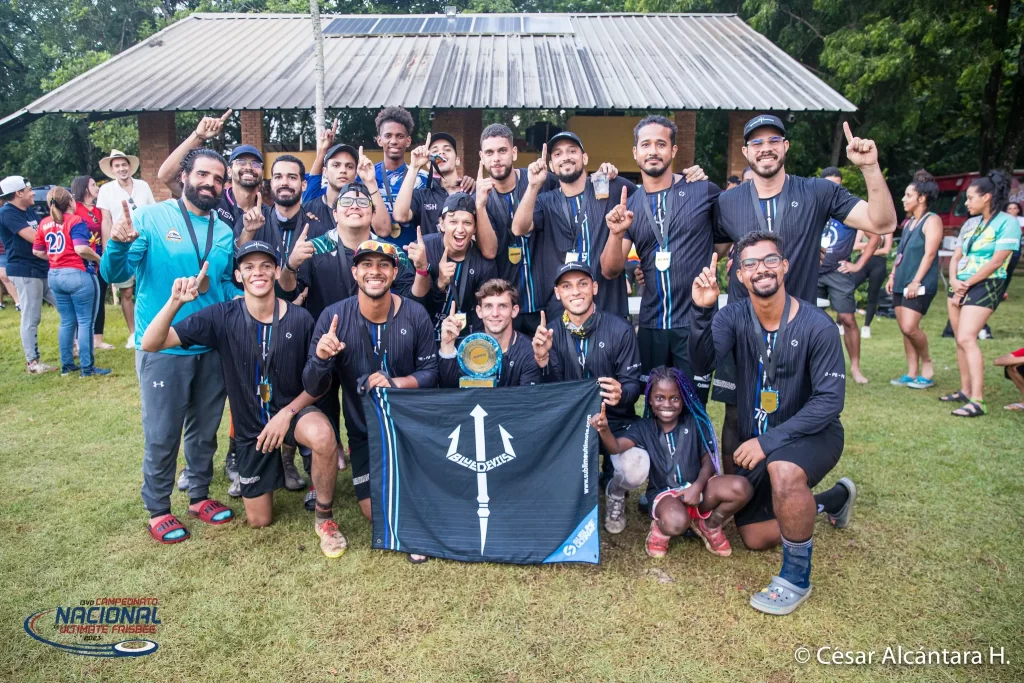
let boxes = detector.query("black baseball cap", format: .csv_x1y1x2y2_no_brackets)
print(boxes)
338,182,372,198
236,240,279,265
546,131,584,154
441,192,476,217
743,115,786,142
228,144,264,164
429,132,458,152
324,143,359,163
554,261,594,286
352,239,400,266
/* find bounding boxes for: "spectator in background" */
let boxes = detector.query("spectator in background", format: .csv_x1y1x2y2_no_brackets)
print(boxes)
888,170,943,389
71,176,114,351
850,228,892,338
96,149,156,349
725,175,742,190
944,171,1021,417
994,348,1024,411
1003,201,1023,300
0,175,57,373
0,195,21,310
31,187,110,377
741,167,755,182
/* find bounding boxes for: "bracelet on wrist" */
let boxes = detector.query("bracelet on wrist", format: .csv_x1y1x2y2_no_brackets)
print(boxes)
416,268,430,277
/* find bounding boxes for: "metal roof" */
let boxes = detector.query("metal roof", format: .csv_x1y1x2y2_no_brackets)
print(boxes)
0,12,854,132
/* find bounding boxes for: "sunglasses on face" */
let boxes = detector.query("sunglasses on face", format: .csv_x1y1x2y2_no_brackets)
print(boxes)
746,136,785,149
739,254,783,271
338,196,371,208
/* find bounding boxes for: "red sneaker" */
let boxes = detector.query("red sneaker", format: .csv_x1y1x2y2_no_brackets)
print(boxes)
645,520,670,558
692,517,732,557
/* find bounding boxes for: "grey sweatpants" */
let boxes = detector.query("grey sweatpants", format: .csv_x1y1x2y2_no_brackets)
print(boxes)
136,349,227,515
11,275,57,362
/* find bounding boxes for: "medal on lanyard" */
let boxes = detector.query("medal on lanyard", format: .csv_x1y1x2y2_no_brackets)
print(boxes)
508,245,522,264
655,250,672,272
760,388,778,413
176,198,214,293
565,251,580,264
381,170,403,238
258,379,273,404
454,313,467,331
748,295,792,414
641,186,674,273
252,299,280,409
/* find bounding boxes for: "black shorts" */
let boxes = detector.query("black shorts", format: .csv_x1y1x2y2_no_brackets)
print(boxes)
637,327,711,403
892,289,936,316
734,421,844,528
349,433,371,501
816,269,857,314
710,347,738,405
948,279,1006,311
237,406,320,499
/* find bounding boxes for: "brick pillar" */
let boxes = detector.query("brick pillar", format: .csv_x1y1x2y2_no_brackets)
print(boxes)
137,112,176,201
430,109,483,179
727,111,754,179
240,109,265,150
672,111,696,171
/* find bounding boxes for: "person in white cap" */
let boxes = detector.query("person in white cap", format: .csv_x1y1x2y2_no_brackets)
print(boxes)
96,149,156,348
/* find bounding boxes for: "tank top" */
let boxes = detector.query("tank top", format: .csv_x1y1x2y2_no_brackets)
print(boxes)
893,212,938,293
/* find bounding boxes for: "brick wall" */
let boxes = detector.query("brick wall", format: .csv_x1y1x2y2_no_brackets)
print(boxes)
240,109,264,151
727,111,755,179
137,112,176,201
430,109,483,179
673,111,696,171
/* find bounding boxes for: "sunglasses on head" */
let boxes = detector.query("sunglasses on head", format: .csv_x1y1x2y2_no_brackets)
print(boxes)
359,240,398,256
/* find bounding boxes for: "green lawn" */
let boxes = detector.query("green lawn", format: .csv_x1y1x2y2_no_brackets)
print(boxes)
1,284,1022,682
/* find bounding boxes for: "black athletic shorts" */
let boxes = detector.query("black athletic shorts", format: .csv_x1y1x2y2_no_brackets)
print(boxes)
237,406,320,499
349,433,371,501
637,327,711,403
710,347,738,405
948,279,1006,311
892,290,936,316
733,421,844,528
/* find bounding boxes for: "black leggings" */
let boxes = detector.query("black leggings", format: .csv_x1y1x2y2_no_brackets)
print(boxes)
853,255,887,325
93,272,107,335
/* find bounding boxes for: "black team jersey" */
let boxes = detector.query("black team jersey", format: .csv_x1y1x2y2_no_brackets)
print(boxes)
174,299,317,441
532,177,636,319
303,295,439,440
715,176,861,301
626,177,721,329
237,208,303,266
540,309,642,422
622,414,704,497
688,298,846,453
407,183,452,236
421,233,497,338
438,330,541,388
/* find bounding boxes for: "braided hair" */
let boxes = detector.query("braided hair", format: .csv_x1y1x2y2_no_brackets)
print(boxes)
643,366,721,474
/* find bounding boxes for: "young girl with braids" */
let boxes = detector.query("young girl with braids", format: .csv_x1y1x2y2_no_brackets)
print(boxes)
590,366,753,558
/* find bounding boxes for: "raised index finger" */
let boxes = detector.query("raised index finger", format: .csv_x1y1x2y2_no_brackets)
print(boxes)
219,108,233,122
425,133,431,148
358,145,364,159
417,226,424,244
255,192,262,208
619,186,628,207
197,260,209,280
843,120,853,144
450,300,456,317
710,251,718,271
329,314,338,334
539,310,546,328
299,223,309,240
540,143,547,162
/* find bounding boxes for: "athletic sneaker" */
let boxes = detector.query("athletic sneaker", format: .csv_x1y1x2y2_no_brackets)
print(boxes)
80,367,112,377
227,478,241,498
315,519,347,558
281,451,307,491
60,364,81,376
828,478,857,529
224,450,239,483
27,359,57,374
837,323,844,336
645,520,670,558
177,469,190,491
890,374,914,386
125,337,135,349
978,326,992,340
860,325,871,339
907,377,935,389
304,485,317,512
604,485,626,534
692,517,732,557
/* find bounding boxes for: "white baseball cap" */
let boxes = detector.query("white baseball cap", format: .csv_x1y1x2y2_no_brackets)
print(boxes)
0,175,30,196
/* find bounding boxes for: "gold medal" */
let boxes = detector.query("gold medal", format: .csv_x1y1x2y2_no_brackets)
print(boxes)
565,251,580,264
507,246,522,265
454,312,467,331
655,250,672,272
390,222,402,239
760,389,778,414
258,381,272,404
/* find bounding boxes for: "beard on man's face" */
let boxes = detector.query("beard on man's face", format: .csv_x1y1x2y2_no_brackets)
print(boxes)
555,167,583,184
750,271,781,298
273,187,300,207
184,178,220,211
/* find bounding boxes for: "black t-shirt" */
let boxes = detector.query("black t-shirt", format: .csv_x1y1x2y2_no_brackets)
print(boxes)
438,330,541,388
622,414,704,496
688,298,846,454
532,177,636,318
303,295,439,439
217,187,272,237
715,175,861,301
300,196,336,239
174,299,316,442
626,177,721,329
408,184,452,236
540,310,642,421
421,233,498,338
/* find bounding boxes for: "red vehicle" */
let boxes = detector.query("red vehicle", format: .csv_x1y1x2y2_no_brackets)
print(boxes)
931,170,1024,235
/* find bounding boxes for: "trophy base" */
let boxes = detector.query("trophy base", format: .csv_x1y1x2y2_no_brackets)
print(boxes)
459,377,497,388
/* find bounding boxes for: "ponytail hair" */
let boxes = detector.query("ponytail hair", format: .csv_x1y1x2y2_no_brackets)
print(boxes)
910,169,939,208
643,366,722,474
969,170,1011,213
46,186,73,224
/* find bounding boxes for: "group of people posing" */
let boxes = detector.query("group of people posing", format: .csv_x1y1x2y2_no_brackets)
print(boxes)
2,104,1019,618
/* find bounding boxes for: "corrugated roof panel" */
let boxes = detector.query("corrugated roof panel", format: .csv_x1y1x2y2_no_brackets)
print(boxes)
4,12,856,129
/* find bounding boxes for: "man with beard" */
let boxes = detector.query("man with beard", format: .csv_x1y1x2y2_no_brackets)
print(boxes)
532,262,642,532
140,242,341,554
712,115,896,472
303,240,438,559
600,115,721,402
102,149,240,543
407,192,498,338
300,137,392,239
689,232,857,615
393,133,471,236
437,279,540,387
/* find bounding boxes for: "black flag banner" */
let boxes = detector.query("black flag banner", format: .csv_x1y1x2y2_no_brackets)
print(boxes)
364,380,601,564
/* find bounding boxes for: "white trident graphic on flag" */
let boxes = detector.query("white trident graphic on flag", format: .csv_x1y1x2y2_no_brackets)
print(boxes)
445,405,517,554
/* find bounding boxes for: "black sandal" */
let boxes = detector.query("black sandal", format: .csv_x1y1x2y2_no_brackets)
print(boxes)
939,391,969,403
951,401,986,418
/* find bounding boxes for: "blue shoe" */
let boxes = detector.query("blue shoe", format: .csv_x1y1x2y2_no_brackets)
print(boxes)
81,367,112,377
907,376,935,389
890,374,914,386
61,364,81,376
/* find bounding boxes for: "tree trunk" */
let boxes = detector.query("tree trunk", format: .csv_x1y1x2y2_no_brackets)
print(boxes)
829,114,844,168
997,37,1024,171
309,0,326,139
978,0,1011,173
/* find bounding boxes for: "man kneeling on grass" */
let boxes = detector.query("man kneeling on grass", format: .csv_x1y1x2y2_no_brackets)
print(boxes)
142,241,342,555
688,231,857,615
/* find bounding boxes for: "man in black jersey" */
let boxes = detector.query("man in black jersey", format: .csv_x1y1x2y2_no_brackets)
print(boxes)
713,114,897,471
437,279,540,387
393,133,466,236
689,232,858,615
298,143,391,239
140,241,344,555
601,115,720,401
303,240,438,532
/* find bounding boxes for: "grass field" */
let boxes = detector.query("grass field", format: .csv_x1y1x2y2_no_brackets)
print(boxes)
1,284,1022,682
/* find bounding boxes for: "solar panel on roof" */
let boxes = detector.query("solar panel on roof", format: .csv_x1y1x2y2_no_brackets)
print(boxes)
422,16,474,33
370,16,427,34
471,16,522,34
322,17,378,35
522,15,573,34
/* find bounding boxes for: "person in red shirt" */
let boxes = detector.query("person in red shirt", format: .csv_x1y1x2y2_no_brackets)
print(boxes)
32,187,110,376
71,175,114,350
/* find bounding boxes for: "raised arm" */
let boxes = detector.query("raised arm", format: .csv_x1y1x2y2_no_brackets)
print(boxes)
473,162,498,259
393,136,430,224
157,109,232,197
511,144,548,237
687,253,732,375
601,186,634,278
354,146,391,238
140,263,208,352
838,122,897,236
303,312,345,398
